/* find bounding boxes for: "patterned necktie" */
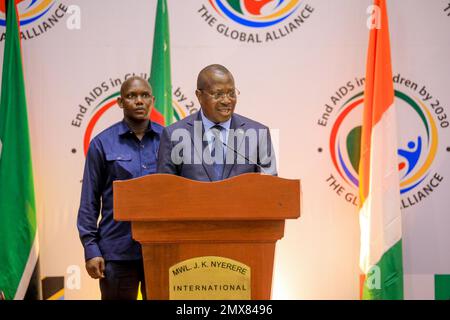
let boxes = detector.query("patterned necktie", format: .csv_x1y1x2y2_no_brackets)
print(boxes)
210,124,225,180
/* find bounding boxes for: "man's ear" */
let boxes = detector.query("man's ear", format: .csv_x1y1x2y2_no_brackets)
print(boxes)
117,97,124,108
195,89,202,102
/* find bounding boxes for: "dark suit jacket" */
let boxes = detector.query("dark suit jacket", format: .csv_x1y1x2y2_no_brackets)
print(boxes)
157,111,277,181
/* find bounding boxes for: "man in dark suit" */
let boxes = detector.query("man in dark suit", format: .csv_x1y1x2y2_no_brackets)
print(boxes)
157,64,276,181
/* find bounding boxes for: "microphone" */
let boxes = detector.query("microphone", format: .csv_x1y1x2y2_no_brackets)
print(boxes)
220,140,276,175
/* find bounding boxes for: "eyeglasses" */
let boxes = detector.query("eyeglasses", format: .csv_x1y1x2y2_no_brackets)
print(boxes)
124,93,153,101
199,88,240,100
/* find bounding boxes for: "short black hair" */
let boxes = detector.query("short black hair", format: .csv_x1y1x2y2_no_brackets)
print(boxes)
197,64,233,90
120,76,152,97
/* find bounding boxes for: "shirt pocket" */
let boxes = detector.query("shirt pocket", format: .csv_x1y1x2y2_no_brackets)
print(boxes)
105,153,133,180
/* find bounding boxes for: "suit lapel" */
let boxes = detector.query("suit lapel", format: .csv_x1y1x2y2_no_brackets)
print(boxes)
223,114,246,179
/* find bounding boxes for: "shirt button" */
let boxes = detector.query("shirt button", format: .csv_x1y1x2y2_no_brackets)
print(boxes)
141,145,145,149
117,156,122,160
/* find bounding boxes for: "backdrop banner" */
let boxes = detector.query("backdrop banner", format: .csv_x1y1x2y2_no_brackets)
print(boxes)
0,0,448,299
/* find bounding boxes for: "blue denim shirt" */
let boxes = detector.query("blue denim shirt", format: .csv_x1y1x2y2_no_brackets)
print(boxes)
77,120,163,261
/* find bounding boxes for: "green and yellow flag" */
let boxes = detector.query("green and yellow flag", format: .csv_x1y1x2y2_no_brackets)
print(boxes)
0,0,39,300
149,0,175,126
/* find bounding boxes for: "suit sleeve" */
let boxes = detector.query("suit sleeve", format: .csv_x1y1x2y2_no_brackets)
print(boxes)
77,139,105,261
157,127,179,175
258,126,277,176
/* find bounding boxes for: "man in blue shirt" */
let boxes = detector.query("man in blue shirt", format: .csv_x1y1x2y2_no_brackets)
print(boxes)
77,76,163,300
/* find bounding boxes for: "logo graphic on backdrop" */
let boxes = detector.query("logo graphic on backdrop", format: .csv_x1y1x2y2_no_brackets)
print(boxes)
317,74,448,209
445,2,450,17
70,73,198,156
0,0,67,41
197,0,315,43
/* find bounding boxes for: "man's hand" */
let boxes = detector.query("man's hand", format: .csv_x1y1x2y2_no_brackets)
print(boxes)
85,256,105,279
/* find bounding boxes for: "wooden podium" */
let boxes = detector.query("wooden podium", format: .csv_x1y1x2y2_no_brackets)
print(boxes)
113,173,300,300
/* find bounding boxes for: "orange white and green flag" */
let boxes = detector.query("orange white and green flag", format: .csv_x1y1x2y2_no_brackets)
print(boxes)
359,0,404,299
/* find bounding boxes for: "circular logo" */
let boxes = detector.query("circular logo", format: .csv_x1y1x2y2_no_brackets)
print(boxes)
0,0,55,26
330,90,439,194
209,0,301,28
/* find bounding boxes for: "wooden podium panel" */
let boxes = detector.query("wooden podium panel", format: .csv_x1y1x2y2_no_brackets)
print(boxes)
114,173,300,300
142,242,276,300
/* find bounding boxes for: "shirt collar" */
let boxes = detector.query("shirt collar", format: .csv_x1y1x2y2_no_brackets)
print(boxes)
200,109,232,132
118,119,155,136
